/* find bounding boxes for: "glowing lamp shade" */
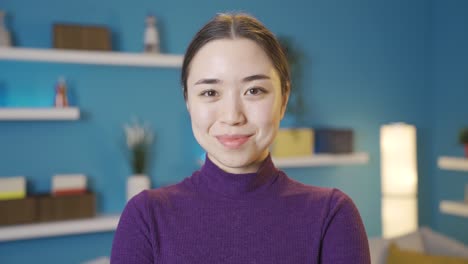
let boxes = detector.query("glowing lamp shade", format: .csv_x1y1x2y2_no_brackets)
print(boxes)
380,123,418,238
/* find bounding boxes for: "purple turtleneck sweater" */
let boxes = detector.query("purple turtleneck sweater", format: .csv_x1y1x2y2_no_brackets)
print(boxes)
111,155,370,263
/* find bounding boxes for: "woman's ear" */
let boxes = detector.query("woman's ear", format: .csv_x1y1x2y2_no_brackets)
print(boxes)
280,84,290,120
186,100,190,112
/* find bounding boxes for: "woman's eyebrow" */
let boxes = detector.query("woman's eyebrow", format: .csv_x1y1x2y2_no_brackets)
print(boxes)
194,74,270,86
242,74,270,83
194,78,221,85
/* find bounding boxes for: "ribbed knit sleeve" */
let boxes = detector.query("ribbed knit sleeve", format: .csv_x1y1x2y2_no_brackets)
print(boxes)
320,189,371,264
111,191,155,264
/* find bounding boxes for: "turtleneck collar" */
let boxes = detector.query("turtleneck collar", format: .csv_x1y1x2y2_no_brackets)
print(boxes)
195,154,280,200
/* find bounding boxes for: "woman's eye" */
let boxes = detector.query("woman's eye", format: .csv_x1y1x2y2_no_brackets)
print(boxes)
246,87,265,95
200,90,218,97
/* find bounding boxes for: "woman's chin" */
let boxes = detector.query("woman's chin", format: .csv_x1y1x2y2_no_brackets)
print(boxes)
207,151,268,173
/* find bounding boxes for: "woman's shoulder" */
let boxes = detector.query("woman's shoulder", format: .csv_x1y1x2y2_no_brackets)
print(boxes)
278,172,355,209
128,178,196,208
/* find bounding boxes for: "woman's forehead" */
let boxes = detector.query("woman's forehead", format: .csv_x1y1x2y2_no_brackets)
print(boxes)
188,38,277,83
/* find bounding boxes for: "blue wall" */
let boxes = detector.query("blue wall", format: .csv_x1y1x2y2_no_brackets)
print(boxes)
430,0,468,245
0,0,465,263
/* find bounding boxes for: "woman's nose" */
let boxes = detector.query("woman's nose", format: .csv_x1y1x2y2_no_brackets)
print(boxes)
220,96,246,126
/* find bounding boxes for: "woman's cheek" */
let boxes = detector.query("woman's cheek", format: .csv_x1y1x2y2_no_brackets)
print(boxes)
248,100,280,127
191,104,216,130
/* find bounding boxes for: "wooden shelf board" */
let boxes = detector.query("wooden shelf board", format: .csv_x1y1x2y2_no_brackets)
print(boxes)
0,214,120,242
0,47,183,67
0,107,80,121
272,152,369,168
438,156,468,172
439,200,468,218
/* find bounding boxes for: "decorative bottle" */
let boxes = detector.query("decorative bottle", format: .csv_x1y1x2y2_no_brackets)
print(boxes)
0,10,12,47
144,15,160,53
54,77,69,108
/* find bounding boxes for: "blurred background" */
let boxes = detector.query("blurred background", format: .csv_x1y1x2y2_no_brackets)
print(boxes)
0,0,467,263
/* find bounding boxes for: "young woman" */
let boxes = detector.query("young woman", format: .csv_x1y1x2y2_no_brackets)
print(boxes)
111,13,370,264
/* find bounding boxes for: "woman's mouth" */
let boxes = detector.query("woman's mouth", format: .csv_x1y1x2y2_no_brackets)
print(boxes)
216,134,252,149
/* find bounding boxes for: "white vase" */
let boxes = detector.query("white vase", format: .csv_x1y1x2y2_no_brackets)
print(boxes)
127,174,151,201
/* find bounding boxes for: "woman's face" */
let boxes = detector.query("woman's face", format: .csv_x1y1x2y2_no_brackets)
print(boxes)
186,38,288,173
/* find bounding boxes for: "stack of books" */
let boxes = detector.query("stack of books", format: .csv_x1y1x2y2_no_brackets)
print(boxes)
0,174,96,226
0,176,34,226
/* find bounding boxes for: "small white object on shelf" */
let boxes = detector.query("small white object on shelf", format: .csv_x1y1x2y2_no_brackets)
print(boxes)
0,10,12,47
439,200,468,218
272,152,369,168
144,15,160,53
438,156,468,172
0,107,80,121
0,214,120,242
0,47,183,67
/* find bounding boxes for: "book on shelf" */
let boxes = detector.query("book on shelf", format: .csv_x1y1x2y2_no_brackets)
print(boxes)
52,174,87,196
0,176,26,200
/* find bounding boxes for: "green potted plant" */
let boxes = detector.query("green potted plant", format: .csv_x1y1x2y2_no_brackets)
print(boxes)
124,119,154,201
459,127,468,158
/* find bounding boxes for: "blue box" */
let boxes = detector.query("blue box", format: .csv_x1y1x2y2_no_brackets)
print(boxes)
314,129,354,154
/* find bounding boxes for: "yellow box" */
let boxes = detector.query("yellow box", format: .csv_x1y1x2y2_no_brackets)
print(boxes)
271,128,314,157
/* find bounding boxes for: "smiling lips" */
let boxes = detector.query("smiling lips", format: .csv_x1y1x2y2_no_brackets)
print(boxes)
216,134,252,149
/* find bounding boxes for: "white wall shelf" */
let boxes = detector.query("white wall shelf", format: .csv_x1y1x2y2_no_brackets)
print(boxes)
438,156,468,172
0,107,80,121
0,47,183,68
0,214,120,242
440,200,468,218
272,152,369,168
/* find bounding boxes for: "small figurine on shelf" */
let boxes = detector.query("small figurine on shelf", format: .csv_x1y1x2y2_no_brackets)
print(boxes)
54,77,69,108
144,14,160,53
0,10,12,47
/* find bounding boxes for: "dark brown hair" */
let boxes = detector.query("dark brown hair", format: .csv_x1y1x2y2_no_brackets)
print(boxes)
181,13,290,101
